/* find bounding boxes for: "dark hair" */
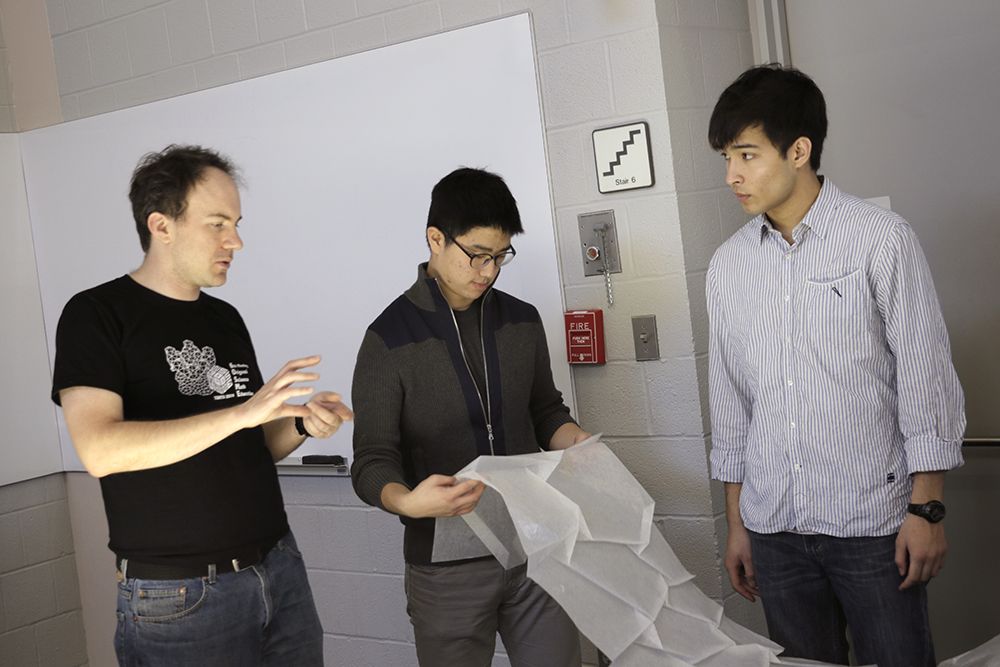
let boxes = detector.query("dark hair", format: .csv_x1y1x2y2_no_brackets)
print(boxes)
427,167,524,240
709,64,827,171
129,145,239,252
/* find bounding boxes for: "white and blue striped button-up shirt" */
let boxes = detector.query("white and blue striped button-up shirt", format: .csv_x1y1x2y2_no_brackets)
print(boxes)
707,179,965,537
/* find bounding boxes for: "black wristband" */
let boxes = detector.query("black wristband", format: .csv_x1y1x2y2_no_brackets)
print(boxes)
294,416,311,438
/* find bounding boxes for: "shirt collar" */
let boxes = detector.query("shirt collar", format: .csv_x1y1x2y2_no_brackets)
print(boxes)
756,176,839,244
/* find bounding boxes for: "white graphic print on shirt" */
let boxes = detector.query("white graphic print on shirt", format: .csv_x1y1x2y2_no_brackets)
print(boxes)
164,340,253,400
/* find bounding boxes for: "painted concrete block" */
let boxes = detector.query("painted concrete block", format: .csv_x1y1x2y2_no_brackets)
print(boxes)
717,0,752,31
90,21,132,86
567,0,657,43
64,0,105,32
626,194,686,280
653,516,722,599
658,25,704,108
34,610,88,667
384,4,442,44
364,510,405,574
195,55,240,90
538,42,612,128
0,54,11,106
677,189,722,252
323,635,418,667
645,356,705,436
318,507,372,572
605,436,713,515
20,501,74,564
312,569,408,639
724,591,769,637
500,1,570,51
0,626,37,667
701,28,745,103
238,42,286,80
51,556,81,614
439,0,501,29
60,95,81,122
165,0,214,66
332,17,387,57
284,30,335,69
255,0,306,42
546,128,590,209
126,9,171,77
105,0,160,20
357,0,420,18
154,66,198,99
116,76,158,109
304,0,357,30
207,0,259,53
51,32,94,95
574,362,651,436
45,0,70,36
677,0,718,28
0,513,24,574
2,563,58,630
78,85,117,117
0,479,50,515
691,108,723,190
0,106,13,133
609,29,667,115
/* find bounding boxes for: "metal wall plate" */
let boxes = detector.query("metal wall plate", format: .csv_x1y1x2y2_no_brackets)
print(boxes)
577,209,621,277
632,315,659,361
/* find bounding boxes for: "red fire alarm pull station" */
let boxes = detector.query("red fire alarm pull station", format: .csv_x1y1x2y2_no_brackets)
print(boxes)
564,310,606,364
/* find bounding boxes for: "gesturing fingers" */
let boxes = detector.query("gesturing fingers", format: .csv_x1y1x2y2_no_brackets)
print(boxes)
302,392,354,439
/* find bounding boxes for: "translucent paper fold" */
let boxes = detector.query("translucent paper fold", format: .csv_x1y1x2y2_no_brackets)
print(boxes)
433,438,852,666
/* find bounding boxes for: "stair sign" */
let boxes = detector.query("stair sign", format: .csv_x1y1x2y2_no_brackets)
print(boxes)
592,121,654,194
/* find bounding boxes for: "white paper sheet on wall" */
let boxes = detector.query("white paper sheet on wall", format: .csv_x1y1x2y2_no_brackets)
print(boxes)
435,439,997,667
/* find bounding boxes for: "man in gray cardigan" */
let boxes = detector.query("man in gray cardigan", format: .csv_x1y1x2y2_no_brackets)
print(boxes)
351,167,589,666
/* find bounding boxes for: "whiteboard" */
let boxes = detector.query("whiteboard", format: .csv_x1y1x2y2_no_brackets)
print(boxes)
0,135,64,486
20,14,572,471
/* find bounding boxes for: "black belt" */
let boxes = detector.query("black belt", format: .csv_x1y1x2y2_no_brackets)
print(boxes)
117,546,269,580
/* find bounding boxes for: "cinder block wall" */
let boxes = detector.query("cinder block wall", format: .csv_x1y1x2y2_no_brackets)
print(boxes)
0,8,14,132
654,0,764,634
0,474,88,667
5,0,762,664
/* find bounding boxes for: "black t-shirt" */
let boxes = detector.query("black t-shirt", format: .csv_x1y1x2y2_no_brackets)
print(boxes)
52,275,289,566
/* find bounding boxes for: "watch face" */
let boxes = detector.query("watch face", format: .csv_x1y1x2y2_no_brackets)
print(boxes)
925,501,946,523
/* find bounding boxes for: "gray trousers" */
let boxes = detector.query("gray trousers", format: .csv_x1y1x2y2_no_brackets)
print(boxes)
404,558,581,667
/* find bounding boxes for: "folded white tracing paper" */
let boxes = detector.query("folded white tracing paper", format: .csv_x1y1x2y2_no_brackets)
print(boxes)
433,438,998,667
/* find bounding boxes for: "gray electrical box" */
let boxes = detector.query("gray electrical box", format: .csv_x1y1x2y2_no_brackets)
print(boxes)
577,210,622,277
632,315,659,361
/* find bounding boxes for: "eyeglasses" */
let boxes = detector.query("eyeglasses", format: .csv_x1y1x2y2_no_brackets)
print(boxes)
444,231,516,269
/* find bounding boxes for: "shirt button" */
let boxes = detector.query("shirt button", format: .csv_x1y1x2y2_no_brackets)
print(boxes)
794,464,801,471
784,295,790,301
786,336,792,344
791,422,796,428
788,380,793,386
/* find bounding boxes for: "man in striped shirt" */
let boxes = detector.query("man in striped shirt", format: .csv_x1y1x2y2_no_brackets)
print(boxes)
706,65,965,667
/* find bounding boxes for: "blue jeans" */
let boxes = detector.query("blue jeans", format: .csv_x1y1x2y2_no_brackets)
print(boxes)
749,531,934,667
114,532,322,667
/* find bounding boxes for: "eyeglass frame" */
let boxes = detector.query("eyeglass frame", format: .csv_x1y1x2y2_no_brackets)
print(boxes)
442,230,516,269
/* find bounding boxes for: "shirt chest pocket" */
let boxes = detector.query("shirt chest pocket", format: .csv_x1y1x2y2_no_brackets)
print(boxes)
802,269,880,344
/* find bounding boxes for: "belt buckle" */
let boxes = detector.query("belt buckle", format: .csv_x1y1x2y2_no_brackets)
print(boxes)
232,558,248,573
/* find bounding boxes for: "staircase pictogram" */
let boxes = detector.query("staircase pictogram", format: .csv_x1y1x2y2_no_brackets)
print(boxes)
602,129,643,177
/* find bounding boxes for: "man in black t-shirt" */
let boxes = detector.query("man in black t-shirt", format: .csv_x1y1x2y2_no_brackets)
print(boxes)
51,145,353,667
